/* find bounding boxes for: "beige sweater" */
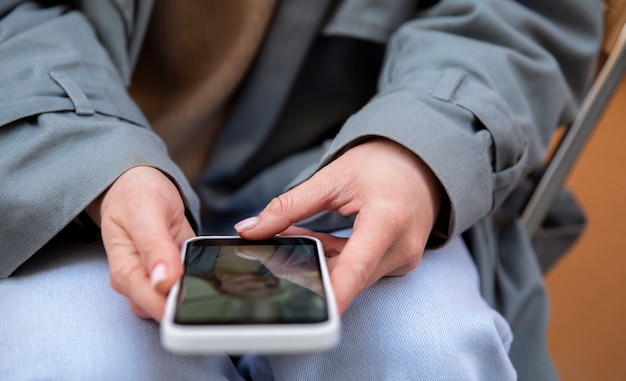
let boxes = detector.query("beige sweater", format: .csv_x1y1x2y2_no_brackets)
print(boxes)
129,0,277,181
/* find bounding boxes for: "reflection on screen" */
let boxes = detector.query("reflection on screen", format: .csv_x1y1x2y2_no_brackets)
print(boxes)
174,238,328,325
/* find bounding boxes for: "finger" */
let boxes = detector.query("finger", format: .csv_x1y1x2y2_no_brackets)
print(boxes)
103,215,191,321
278,225,315,236
236,171,350,239
107,250,169,321
137,224,189,294
174,221,196,247
385,257,421,277
125,272,169,322
128,300,151,319
104,167,195,294
329,210,396,314
325,240,423,280
127,206,193,295
279,226,347,257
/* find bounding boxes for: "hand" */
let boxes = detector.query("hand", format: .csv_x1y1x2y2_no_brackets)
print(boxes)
235,138,443,314
86,166,195,321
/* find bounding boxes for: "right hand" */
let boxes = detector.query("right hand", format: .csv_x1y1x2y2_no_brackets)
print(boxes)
236,138,443,314
86,166,195,321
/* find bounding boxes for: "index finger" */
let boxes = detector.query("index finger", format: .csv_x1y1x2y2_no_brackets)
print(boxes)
236,171,348,239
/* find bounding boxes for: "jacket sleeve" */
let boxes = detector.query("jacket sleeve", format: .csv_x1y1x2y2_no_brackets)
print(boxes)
0,1,199,277
316,0,603,245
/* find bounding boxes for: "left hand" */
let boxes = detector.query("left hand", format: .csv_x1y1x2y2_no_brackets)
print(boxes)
87,166,195,321
235,138,443,314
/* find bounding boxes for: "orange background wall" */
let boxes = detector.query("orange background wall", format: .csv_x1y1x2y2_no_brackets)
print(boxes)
546,77,626,380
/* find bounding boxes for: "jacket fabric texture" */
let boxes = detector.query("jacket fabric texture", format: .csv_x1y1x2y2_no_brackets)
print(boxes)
0,0,603,379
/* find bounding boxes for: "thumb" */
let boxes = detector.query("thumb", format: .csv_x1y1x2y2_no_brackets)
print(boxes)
101,166,195,294
142,220,195,294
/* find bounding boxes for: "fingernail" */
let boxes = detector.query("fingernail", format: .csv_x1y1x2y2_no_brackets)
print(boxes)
150,263,167,287
234,216,259,232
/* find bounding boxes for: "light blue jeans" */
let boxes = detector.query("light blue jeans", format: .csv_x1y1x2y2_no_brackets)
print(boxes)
0,237,516,380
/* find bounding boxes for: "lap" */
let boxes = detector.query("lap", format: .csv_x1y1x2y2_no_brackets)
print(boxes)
0,237,515,380
0,239,242,381
245,237,516,380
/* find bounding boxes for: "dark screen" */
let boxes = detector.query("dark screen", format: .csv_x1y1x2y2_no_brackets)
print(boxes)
174,237,328,325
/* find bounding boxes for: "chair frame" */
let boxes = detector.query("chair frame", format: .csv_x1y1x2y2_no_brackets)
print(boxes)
521,23,626,237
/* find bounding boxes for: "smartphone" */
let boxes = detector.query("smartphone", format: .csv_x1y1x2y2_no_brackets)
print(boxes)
161,236,340,354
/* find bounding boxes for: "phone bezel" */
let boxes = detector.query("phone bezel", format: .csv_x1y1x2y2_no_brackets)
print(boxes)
161,235,340,354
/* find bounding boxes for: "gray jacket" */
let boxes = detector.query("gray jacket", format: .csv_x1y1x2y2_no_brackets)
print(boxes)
0,0,602,379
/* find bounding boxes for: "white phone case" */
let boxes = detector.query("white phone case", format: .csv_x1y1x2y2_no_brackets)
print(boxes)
161,236,340,354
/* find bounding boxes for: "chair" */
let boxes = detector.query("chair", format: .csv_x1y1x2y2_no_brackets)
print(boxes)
520,1,626,272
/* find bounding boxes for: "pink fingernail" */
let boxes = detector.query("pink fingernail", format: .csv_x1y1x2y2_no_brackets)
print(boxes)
234,216,259,232
150,263,167,287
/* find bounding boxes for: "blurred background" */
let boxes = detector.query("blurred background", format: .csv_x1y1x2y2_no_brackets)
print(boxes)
546,74,626,379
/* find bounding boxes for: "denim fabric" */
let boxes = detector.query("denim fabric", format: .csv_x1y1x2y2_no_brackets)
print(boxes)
0,237,514,380
242,237,516,380
0,240,242,381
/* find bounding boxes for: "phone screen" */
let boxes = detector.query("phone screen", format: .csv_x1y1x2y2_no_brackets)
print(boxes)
174,237,329,325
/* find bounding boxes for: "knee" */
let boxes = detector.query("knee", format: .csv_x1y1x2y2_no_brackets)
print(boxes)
341,299,516,380
264,239,518,380
264,282,517,381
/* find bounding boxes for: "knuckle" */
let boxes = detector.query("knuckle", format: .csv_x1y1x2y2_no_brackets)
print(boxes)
405,235,425,257
377,206,410,231
128,300,150,319
388,260,420,277
401,259,421,274
385,235,426,277
399,240,424,267
108,262,139,296
350,261,373,290
274,193,294,214
109,272,125,294
265,193,296,224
